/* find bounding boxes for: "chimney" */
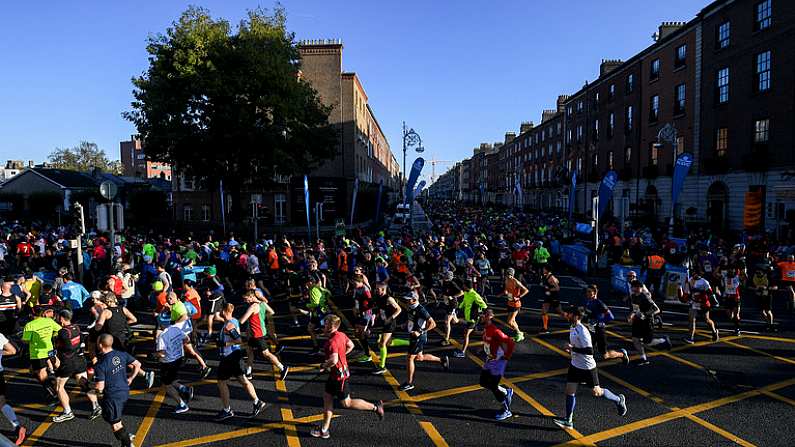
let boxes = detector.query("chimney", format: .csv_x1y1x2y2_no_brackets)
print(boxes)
504,132,516,145
657,22,686,41
519,121,534,134
28,160,34,167
599,59,623,76
541,109,556,123
557,95,570,112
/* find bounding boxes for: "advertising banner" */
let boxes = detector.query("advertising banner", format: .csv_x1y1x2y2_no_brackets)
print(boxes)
404,157,425,206
596,170,618,220
662,263,689,304
671,152,694,210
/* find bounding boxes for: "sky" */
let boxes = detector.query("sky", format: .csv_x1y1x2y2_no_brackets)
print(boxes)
0,0,705,183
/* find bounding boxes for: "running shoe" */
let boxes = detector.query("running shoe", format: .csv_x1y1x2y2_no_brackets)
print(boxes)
553,417,574,429
245,366,254,380
539,329,551,335
636,359,651,367
452,349,466,358
440,339,451,346
514,332,525,342
251,400,267,418
89,406,103,421
616,394,627,416
310,427,330,439
620,348,630,365
661,336,673,350
355,355,372,363
144,370,156,389
683,337,695,344
494,409,513,421
14,424,27,446
374,400,385,421
52,412,75,423
442,355,450,372
201,366,213,380
712,331,720,342
174,403,190,414
734,329,741,337
372,367,387,375
279,366,290,381
214,408,235,421
503,387,514,411
398,382,415,392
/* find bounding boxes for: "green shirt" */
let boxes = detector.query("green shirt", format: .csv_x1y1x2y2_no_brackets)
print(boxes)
143,243,156,258
459,290,488,322
308,286,330,314
22,317,61,360
170,300,187,322
184,249,198,263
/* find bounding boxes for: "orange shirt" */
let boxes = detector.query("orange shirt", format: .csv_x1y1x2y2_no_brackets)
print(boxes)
267,251,280,270
779,261,795,283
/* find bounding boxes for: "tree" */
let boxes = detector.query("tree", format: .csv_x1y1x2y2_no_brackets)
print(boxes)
48,141,122,174
124,6,338,225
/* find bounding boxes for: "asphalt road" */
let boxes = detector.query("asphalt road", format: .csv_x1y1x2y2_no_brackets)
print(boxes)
4,271,794,447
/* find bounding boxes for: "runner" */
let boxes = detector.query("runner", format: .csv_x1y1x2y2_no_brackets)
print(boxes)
552,306,627,430
350,274,375,363
238,290,289,381
213,303,267,421
454,279,488,358
306,276,331,356
0,331,27,445
311,315,384,439
683,270,719,343
479,308,515,421
155,309,194,414
167,291,212,379
0,277,22,337
398,292,450,392
720,268,743,336
52,308,102,423
539,265,561,335
582,285,629,364
21,306,60,403
199,266,225,343
371,282,405,375
750,267,775,332
93,333,142,447
628,280,671,365
439,271,464,347
503,268,528,341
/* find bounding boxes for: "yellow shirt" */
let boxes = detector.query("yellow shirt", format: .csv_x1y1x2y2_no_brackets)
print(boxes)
25,278,42,308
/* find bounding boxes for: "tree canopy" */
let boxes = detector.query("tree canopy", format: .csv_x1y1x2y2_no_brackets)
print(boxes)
124,6,338,220
48,141,122,174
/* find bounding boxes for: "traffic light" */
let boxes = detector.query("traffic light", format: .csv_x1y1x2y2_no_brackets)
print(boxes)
73,202,85,235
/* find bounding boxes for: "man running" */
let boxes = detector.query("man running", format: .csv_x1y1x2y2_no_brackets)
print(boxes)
213,303,267,421
439,271,464,347
239,290,288,381
582,285,629,364
155,312,194,414
503,268,528,341
350,274,375,363
683,271,719,343
52,309,101,423
0,331,27,445
552,306,627,430
306,277,331,356
540,265,561,335
454,279,488,358
479,309,515,421
93,333,141,447
628,280,671,365
21,306,61,403
311,315,384,439
398,292,450,392
372,282,402,375
721,268,742,336
750,267,775,332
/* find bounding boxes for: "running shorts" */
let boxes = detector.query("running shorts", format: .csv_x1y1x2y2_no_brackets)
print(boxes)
217,350,245,381
324,377,350,401
247,336,270,352
408,332,428,355
160,358,184,385
101,394,128,425
567,365,600,388
56,356,87,378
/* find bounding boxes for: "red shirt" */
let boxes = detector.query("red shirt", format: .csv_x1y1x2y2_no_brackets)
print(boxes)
482,323,515,360
16,242,33,257
324,331,350,382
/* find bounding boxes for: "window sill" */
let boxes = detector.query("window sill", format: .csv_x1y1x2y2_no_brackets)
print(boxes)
673,112,686,119
649,77,660,84
673,64,686,72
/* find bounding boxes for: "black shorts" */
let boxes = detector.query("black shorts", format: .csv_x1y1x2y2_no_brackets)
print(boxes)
479,369,502,390
567,365,600,388
631,317,653,344
379,319,397,334
218,350,245,381
111,336,128,352
30,357,52,371
465,319,478,330
101,394,128,424
160,358,184,385
247,336,270,352
543,294,560,308
309,311,326,328
204,298,225,316
0,372,5,397
324,377,350,400
56,356,87,378
758,294,772,311
408,333,427,355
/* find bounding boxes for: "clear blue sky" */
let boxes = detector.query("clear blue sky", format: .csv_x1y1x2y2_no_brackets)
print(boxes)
0,0,704,181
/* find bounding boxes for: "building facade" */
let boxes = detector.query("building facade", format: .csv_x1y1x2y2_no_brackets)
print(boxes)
119,136,172,180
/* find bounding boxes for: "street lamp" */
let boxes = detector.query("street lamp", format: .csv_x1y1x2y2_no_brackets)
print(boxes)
402,121,423,202
655,123,678,237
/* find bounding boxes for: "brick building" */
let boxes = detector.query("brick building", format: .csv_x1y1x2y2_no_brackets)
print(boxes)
119,136,171,180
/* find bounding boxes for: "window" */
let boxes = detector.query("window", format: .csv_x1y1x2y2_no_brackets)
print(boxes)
577,101,583,113
273,193,287,224
716,67,730,103
183,205,193,221
625,105,634,132
577,125,583,143
675,83,686,115
592,153,598,169
649,95,660,122
593,92,600,109
608,84,616,101
717,21,730,48
676,136,685,155
756,51,771,92
675,44,687,68
625,146,632,163
201,205,211,222
567,129,573,143
755,0,772,31
593,119,599,142
577,157,583,173
650,143,659,166
608,112,615,138
557,141,562,155
608,151,614,169
754,119,770,144
626,73,635,93
650,59,660,81
716,128,728,157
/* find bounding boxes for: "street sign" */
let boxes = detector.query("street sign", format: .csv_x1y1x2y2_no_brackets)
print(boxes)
96,203,124,232
99,181,118,200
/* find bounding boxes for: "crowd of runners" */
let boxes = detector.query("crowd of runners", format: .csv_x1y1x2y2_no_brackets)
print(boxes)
0,202,792,445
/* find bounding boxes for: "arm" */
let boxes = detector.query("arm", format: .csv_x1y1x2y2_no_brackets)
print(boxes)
127,359,142,386
238,304,257,325
425,317,437,333
94,309,111,332
517,281,529,298
345,338,355,355
123,307,138,325
2,341,16,356
386,297,401,320
263,302,275,317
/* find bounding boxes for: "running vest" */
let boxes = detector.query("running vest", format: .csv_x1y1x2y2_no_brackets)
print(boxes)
57,323,83,360
102,306,128,342
248,303,268,339
647,255,665,270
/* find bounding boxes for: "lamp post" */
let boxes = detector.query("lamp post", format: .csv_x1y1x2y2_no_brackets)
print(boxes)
654,123,678,237
402,121,424,203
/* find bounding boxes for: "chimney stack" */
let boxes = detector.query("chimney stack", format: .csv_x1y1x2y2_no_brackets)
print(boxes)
519,121,534,134
657,22,686,41
504,132,516,145
557,95,570,112
541,110,556,123
599,59,623,76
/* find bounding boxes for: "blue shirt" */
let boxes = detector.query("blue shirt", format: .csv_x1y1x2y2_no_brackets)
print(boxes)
61,281,90,309
95,350,136,397
156,325,186,363
219,318,241,357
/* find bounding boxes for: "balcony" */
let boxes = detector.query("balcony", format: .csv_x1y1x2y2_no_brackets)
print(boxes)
642,165,659,179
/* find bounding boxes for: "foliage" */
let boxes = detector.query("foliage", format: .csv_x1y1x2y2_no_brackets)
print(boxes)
48,141,122,174
124,5,338,221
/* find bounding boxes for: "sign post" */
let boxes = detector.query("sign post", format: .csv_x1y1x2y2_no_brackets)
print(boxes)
99,181,119,268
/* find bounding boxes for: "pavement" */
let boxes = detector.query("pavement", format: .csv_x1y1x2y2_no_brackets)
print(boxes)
3,272,794,447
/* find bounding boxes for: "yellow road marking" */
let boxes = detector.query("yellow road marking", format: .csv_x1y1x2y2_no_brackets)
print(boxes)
419,421,450,447
275,376,301,447
745,334,795,344
22,409,59,447
760,390,795,407
684,414,757,447
134,389,166,446
722,339,795,366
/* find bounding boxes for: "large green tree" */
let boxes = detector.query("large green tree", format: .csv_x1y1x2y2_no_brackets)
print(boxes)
124,6,338,224
48,141,122,174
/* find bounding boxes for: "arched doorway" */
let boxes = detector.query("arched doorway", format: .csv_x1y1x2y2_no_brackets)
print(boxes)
707,182,729,231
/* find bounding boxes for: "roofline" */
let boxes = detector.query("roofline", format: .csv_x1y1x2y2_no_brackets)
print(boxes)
0,167,66,190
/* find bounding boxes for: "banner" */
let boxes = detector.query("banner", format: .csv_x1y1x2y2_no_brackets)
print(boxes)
514,177,523,207
349,178,359,226
662,264,689,304
568,171,577,222
743,190,763,229
303,175,311,241
596,170,618,220
412,180,426,203
610,264,645,294
671,152,694,211
374,180,383,223
404,157,425,206
560,244,591,274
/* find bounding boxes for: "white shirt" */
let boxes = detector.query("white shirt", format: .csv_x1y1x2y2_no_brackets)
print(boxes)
247,254,260,274
156,325,186,363
570,322,597,370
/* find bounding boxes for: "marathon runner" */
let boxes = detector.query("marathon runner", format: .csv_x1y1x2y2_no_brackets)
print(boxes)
720,268,743,336
455,279,488,358
155,311,194,414
540,265,561,335
93,333,142,447
351,274,375,363
683,270,719,343
372,282,402,375
0,332,26,445
439,271,464,347
52,308,102,423
21,306,61,403
239,290,289,381
503,268,528,341
628,280,671,365
750,267,776,332
582,285,629,364
479,309,515,421
399,292,450,392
